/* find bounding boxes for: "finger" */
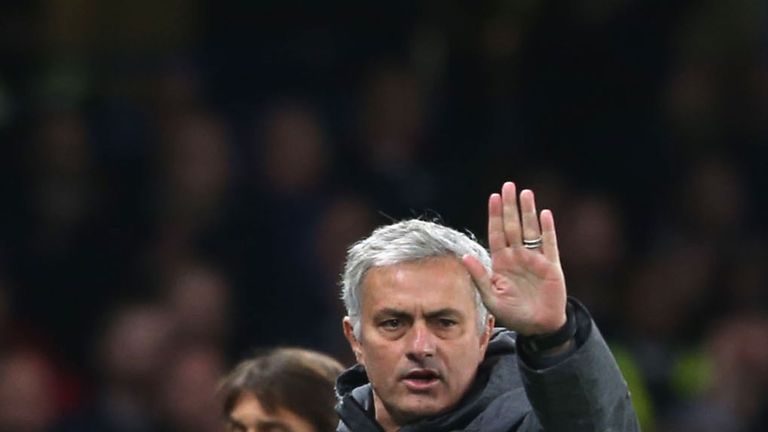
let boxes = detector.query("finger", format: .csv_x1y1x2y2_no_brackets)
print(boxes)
540,209,560,263
501,182,522,247
519,189,542,244
488,193,506,252
461,254,493,301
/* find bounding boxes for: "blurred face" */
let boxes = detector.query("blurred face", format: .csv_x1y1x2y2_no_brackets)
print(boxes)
226,392,316,432
0,352,56,432
344,257,493,426
161,347,223,432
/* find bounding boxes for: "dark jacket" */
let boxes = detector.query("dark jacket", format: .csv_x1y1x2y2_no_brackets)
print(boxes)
335,300,639,431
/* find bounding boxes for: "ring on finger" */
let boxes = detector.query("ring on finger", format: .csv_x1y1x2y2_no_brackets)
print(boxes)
523,237,543,249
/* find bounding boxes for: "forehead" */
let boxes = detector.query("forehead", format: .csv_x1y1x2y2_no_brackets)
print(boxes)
360,257,476,314
230,392,313,430
231,391,268,417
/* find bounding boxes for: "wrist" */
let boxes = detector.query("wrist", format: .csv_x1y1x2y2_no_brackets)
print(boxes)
526,310,568,336
517,302,577,355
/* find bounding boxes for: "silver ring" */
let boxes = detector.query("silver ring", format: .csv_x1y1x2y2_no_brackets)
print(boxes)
523,237,543,249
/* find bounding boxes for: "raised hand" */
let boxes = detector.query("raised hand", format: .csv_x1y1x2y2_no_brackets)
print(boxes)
463,182,568,336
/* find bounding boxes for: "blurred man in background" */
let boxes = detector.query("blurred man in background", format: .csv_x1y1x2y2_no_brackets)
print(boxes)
0,350,59,432
219,348,344,432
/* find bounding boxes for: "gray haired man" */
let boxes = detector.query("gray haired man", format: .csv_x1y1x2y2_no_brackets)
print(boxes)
336,182,639,431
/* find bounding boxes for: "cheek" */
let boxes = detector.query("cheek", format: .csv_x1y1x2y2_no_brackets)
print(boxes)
445,341,485,379
361,340,401,374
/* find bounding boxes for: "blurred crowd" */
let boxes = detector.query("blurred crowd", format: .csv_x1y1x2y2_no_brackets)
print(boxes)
0,1,767,432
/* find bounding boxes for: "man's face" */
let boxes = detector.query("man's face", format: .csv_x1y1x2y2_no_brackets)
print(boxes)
226,392,316,432
344,257,493,425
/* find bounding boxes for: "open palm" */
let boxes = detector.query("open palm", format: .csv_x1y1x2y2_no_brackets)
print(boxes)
463,182,567,336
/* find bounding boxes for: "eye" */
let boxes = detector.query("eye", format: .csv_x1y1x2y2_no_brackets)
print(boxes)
438,318,457,328
380,319,401,330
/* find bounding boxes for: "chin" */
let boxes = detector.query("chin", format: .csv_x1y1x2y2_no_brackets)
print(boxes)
395,395,450,421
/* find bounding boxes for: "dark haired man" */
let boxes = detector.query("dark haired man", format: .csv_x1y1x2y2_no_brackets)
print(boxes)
220,348,344,432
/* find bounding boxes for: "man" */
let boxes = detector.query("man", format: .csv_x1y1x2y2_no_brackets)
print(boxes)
336,182,639,431
220,348,344,432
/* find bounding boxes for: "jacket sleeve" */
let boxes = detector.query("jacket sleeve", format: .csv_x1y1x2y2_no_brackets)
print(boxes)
516,299,640,432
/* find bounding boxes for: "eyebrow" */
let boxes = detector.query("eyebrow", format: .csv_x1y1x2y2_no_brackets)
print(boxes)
373,308,411,321
257,420,292,431
424,308,464,319
373,307,464,320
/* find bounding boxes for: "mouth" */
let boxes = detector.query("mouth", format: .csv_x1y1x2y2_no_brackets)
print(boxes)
401,369,441,392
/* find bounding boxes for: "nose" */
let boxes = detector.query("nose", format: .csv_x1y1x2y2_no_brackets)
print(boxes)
406,322,436,361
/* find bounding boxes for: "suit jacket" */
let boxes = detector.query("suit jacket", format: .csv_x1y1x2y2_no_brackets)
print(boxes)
335,299,639,431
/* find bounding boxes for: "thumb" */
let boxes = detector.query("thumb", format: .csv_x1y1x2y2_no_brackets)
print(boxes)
462,254,493,302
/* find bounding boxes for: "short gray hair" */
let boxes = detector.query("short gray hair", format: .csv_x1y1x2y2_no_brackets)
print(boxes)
341,219,491,338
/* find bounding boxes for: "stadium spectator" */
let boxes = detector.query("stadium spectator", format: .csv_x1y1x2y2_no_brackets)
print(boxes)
219,348,344,432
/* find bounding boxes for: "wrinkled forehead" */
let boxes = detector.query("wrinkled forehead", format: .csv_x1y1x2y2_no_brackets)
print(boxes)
359,257,477,312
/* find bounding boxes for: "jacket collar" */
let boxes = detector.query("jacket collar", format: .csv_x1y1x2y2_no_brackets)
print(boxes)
335,328,521,431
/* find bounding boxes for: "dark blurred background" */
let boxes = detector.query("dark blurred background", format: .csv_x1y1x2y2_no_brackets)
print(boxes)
1,1,767,431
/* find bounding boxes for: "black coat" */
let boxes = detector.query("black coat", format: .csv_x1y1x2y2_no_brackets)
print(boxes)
335,300,639,431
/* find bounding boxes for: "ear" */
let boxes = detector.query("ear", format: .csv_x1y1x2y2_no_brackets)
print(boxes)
478,314,495,357
343,316,365,365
